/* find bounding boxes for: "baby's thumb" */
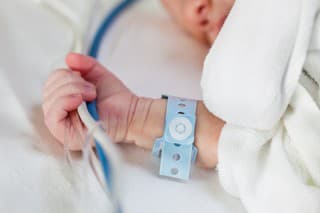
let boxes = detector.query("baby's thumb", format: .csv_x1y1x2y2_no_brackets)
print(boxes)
66,52,106,85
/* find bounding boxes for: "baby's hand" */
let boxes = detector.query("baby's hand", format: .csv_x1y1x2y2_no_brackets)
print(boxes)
42,53,138,150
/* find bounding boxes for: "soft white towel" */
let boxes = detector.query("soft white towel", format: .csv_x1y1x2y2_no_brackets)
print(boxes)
201,0,320,212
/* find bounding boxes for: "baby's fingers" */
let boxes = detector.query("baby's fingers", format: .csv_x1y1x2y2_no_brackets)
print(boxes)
44,94,83,143
43,81,96,113
43,69,81,100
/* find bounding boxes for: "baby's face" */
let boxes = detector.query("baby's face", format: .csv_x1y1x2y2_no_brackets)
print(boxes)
161,0,235,45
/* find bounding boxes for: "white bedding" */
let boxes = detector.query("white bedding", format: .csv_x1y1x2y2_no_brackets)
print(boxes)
0,0,246,212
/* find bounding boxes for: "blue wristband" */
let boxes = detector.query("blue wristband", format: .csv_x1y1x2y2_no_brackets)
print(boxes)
152,95,198,180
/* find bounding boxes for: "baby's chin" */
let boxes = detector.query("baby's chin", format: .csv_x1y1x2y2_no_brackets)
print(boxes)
188,31,215,47
206,28,221,45
187,17,228,46
184,24,223,47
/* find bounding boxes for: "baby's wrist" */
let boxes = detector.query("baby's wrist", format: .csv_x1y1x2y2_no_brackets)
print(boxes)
125,97,166,149
125,97,224,169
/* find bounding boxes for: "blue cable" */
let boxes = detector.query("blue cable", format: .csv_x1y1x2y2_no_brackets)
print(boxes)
86,0,137,212
87,0,137,120
89,0,137,58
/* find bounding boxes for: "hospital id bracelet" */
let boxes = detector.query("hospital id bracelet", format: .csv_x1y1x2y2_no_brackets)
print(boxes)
152,95,198,180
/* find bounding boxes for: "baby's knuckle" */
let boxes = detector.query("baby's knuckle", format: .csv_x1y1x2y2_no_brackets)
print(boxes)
68,83,81,94
50,68,66,78
63,70,74,79
56,69,74,81
56,68,70,75
72,75,84,84
75,82,89,94
71,71,82,78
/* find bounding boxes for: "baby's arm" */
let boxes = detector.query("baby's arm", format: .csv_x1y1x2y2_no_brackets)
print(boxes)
43,53,224,168
125,98,224,168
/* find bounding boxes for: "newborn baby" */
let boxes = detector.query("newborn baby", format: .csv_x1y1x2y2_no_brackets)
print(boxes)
42,0,320,212
42,0,234,168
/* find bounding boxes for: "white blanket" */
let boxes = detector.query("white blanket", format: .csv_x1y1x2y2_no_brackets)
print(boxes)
201,0,320,212
0,0,246,212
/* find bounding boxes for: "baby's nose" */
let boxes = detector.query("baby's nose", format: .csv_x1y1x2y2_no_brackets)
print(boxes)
185,0,210,27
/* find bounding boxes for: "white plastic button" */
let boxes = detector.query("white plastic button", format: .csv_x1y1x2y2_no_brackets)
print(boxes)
169,117,192,141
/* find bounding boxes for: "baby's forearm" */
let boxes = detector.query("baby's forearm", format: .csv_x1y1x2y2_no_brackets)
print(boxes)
125,97,225,169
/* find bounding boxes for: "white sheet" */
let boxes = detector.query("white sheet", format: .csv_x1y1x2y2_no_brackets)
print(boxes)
0,0,246,212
